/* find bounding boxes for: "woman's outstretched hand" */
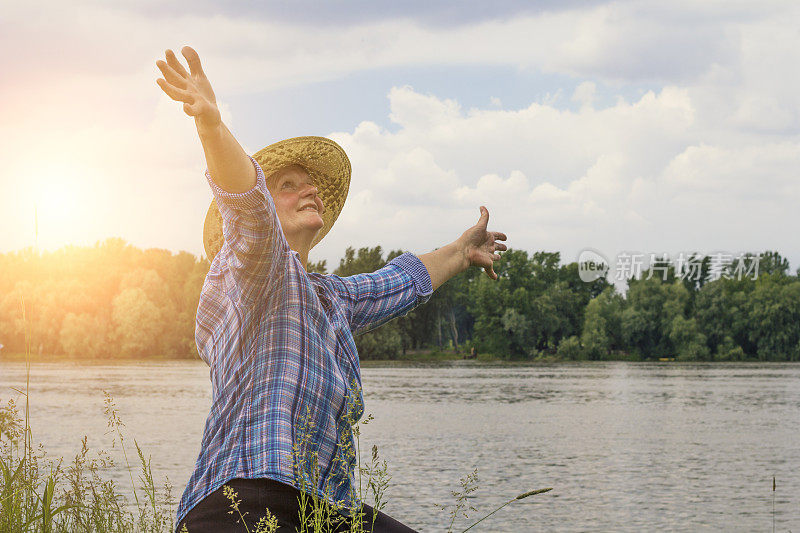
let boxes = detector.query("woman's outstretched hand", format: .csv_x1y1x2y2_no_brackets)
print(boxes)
419,206,507,290
155,46,255,194
156,47,221,131
459,206,508,280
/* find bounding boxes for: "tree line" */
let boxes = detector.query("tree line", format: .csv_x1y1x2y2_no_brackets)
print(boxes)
1,240,798,361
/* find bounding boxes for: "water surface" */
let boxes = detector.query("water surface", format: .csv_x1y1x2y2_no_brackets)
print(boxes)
1,361,798,532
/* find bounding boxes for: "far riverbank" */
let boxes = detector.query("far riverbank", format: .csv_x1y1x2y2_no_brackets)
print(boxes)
0,348,772,365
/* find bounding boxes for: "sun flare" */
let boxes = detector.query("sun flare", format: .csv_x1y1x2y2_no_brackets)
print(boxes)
29,171,93,250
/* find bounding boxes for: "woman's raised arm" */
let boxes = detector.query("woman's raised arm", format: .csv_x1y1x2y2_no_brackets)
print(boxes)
156,46,256,193
157,46,286,309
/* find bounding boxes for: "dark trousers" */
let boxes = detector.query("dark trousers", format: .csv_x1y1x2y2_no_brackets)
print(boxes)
177,478,418,533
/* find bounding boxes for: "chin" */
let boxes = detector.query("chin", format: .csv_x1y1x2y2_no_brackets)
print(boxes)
307,214,324,229
301,218,324,233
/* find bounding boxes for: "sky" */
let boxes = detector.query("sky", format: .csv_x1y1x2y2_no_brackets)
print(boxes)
2,0,799,274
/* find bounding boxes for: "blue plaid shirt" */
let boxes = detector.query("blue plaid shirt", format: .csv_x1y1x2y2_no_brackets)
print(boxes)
176,157,433,527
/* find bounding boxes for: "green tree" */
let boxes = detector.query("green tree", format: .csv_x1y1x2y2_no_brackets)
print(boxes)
695,278,754,357
621,278,708,360
468,250,532,357
60,313,109,357
306,259,328,274
621,277,669,358
467,249,590,357
353,324,403,360
746,277,800,360
112,288,163,357
667,315,709,361
556,335,586,360
758,250,790,277
581,297,611,360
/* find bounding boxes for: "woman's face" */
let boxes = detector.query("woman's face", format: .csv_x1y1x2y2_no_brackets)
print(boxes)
266,165,325,241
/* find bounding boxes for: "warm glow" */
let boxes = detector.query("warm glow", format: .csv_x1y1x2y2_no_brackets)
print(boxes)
30,168,92,250
37,181,79,222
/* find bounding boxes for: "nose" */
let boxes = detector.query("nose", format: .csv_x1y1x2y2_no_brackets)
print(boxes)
301,183,325,213
300,182,318,197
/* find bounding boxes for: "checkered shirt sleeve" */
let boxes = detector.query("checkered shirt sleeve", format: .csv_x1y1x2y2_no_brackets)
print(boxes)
204,156,289,309
327,253,434,335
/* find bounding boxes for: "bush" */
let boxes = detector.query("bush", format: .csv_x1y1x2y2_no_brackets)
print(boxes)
556,336,587,360
355,325,403,360
714,337,746,361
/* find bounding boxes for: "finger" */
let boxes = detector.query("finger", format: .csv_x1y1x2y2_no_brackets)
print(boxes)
165,49,190,79
484,264,497,280
156,60,187,89
182,46,206,77
475,251,500,267
495,242,508,252
156,78,195,104
477,206,489,229
183,102,200,116
493,231,507,241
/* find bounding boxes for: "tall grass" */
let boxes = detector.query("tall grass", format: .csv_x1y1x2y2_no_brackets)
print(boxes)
0,293,175,532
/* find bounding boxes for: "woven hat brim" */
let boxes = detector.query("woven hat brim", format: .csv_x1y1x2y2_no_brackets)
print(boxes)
203,136,351,261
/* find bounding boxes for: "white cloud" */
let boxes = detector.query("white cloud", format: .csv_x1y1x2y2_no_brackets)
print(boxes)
572,81,596,108
313,83,800,268
3,2,795,93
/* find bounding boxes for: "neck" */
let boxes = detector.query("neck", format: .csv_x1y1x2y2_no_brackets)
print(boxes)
285,232,314,270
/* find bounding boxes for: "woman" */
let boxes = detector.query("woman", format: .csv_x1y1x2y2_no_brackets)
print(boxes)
156,46,507,533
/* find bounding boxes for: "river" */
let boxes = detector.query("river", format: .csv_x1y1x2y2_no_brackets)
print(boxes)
1,360,798,532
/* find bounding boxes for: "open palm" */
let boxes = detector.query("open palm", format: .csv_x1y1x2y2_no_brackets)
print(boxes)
462,206,507,280
156,47,220,130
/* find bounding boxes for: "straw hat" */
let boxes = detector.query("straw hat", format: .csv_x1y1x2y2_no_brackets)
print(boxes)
203,136,351,261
